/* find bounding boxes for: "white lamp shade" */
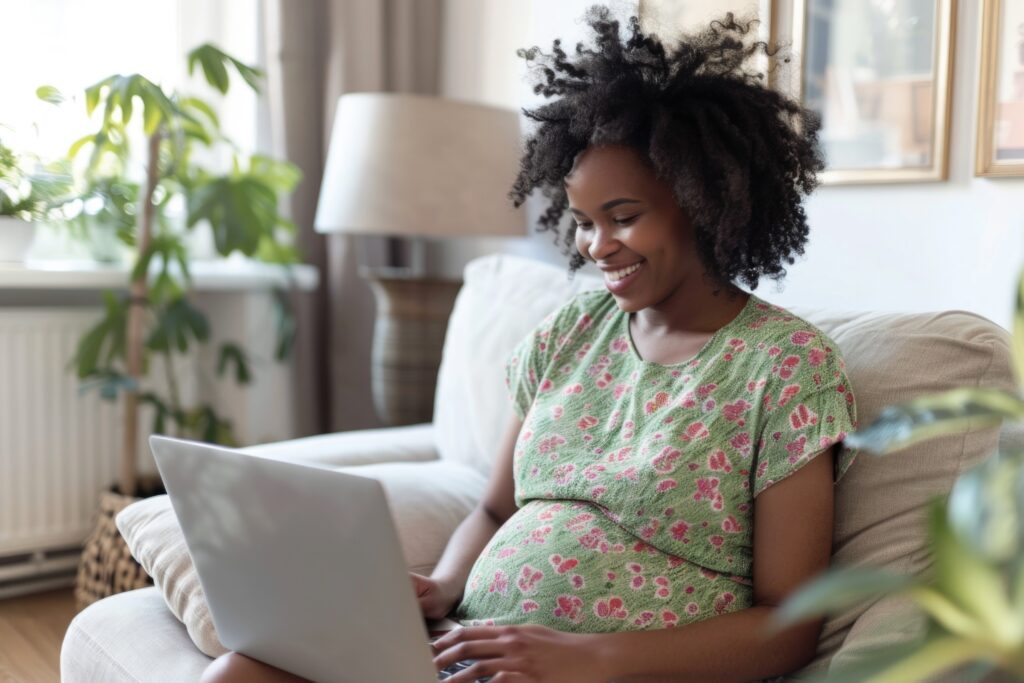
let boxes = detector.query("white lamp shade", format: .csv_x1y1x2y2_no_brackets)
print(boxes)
314,93,527,238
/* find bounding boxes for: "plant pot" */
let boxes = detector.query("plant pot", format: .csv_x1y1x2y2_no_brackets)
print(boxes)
0,216,36,262
74,474,166,612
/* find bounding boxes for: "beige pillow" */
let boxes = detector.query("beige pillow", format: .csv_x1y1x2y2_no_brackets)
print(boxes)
115,459,485,658
787,307,1016,677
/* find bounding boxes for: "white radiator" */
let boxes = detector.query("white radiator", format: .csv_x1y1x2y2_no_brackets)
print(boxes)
0,308,191,597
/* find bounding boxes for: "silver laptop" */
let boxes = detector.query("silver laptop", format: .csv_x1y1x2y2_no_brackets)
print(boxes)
149,435,491,683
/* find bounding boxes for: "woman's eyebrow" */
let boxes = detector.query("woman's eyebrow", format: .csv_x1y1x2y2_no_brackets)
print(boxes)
568,198,642,216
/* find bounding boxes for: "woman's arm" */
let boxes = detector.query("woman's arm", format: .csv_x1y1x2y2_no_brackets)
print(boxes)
590,445,837,683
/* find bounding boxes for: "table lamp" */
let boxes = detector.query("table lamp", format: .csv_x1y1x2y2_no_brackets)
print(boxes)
314,92,526,426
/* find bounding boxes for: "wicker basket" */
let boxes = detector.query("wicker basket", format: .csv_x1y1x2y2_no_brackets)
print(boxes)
74,477,164,612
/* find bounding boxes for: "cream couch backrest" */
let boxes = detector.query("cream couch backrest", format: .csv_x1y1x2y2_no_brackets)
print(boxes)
434,252,1020,671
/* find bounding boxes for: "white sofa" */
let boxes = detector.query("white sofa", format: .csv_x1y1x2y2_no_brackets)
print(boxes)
61,252,1022,682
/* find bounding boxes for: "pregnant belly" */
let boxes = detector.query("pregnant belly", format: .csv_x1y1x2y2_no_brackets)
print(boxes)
453,500,752,633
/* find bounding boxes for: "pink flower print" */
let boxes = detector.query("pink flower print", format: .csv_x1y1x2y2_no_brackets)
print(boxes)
550,405,564,420
656,478,678,493
722,399,753,426
564,513,595,532
521,600,540,613
523,525,553,545
577,415,598,431
777,383,802,407
497,547,519,558
702,398,717,412
575,314,593,333
553,594,585,623
606,446,632,462
787,435,808,463
767,345,782,357
520,429,533,442
722,515,744,533
591,485,608,499
577,527,607,549
548,554,580,574
680,421,709,442
611,336,630,353
707,449,733,473
595,371,614,389
630,575,646,590
714,592,737,615
488,569,509,595
808,348,826,366
627,562,644,574
574,342,592,360
685,602,700,616
614,466,639,482
571,574,585,590
670,519,691,542
650,446,682,474
696,383,718,398
516,565,545,595
654,576,671,599
729,432,752,458
553,463,576,485
756,460,769,479
661,610,679,627
693,477,724,511
728,338,746,352
586,355,611,377
699,567,720,581
789,403,819,430
790,330,815,346
563,383,583,395
537,434,566,454
668,556,686,569
708,535,725,550
613,384,632,400
606,571,617,581
779,354,801,380
538,377,552,392
678,391,698,409
606,409,622,430
593,596,629,620
582,463,606,480
746,378,767,393
639,518,660,540
633,610,656,627
623,420,636,439
644,391,671,414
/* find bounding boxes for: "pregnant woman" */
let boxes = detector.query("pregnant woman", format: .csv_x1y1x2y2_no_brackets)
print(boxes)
202,5,859,683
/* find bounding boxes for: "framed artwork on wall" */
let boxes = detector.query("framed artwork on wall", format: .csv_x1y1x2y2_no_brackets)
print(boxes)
975,0,1024,177
790,0,956,185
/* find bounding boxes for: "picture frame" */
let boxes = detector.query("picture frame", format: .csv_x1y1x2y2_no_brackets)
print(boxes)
975,0,1024,177
789,0,957,185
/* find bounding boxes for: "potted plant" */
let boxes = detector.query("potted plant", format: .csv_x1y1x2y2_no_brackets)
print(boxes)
0,133,72,261
773,269,1024,681
40,44,304,610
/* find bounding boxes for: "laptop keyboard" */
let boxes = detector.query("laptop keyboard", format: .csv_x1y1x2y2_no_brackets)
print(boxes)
430,635,493,682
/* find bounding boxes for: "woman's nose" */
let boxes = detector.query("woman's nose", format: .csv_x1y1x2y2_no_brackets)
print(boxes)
588,225,619,261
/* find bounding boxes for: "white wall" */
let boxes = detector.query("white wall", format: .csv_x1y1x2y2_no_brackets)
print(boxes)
438,0,1023,330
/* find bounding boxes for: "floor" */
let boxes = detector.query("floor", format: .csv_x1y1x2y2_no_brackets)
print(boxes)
0,588,76,683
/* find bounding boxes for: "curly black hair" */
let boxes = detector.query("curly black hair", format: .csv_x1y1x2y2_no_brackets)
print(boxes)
509,5,825,291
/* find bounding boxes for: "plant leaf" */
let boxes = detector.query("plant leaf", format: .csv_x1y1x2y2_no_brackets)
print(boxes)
1014,268,1024,391
843,387,1024,455
770,567,915,631
36,85,64,105
864,636,995,683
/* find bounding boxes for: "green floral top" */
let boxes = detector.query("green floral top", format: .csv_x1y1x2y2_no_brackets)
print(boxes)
453,290,859,634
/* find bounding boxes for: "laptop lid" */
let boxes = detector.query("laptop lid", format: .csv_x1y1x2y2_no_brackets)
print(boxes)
149,434,438,683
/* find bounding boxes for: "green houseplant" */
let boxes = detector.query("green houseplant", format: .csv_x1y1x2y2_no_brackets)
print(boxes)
0,132,72,260
773,269,1024,682
42,44,303,609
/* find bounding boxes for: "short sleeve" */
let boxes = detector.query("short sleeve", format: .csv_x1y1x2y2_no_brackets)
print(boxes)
504,299,580,421
752,377,860,498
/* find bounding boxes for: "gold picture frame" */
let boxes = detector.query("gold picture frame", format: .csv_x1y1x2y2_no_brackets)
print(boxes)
975,0,1024,177
789,0,957,185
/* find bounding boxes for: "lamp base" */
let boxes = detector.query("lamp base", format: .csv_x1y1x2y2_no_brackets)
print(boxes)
360,267,462,427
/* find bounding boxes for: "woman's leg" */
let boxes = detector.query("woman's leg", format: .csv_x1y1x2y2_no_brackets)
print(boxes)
200,652,314,683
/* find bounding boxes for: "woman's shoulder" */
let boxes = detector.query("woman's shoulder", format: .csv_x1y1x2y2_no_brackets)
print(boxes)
741,294,851,380
540,288,617,334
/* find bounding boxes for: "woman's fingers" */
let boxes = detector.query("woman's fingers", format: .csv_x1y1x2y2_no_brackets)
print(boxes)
442,657,521,683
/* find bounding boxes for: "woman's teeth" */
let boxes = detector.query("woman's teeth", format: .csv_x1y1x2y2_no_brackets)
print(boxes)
606,262,643,282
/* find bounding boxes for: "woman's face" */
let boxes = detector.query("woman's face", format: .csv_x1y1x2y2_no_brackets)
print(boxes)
564,144,705,313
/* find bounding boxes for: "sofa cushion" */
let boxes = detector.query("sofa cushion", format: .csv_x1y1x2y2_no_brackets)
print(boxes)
115,459,486,659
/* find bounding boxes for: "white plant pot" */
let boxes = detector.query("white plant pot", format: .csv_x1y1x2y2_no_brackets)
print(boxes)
0,216,36,262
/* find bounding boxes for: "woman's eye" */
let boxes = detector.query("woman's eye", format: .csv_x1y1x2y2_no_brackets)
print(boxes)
615,215,639,226
575,221,592,230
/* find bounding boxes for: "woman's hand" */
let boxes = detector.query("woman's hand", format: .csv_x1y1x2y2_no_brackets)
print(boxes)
410,571,462,620
430,624,607,682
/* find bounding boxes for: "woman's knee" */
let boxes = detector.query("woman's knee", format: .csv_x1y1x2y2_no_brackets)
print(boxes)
200,652,311,683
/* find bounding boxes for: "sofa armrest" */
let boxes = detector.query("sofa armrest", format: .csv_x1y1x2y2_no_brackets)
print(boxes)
239,423,439,468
